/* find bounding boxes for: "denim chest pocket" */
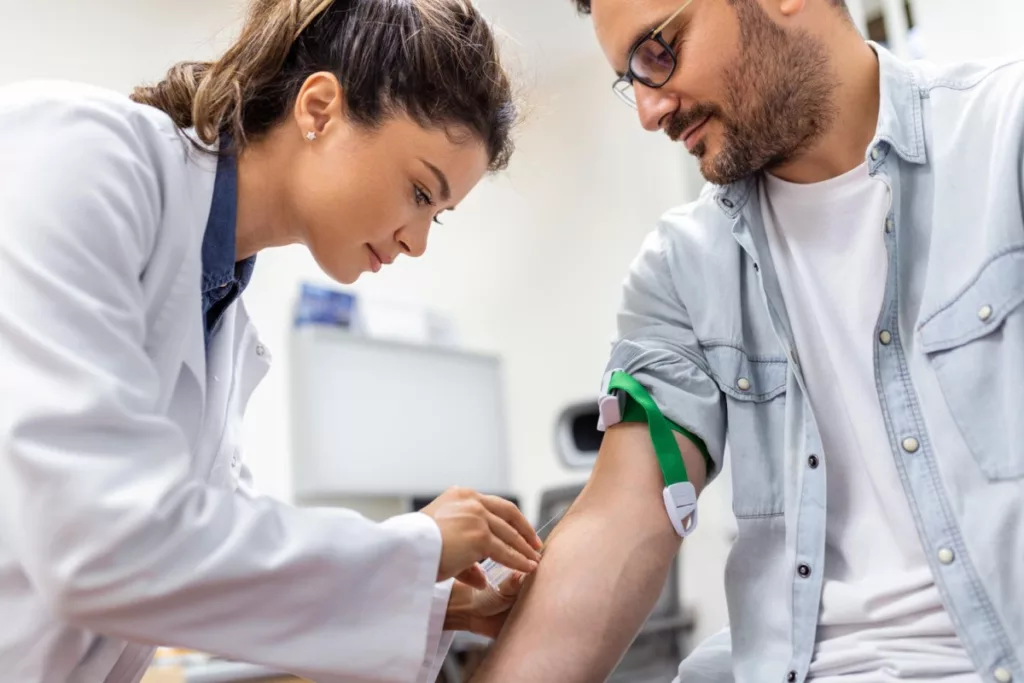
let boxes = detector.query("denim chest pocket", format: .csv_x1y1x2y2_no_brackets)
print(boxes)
918,245,1024,481
703,343,789,518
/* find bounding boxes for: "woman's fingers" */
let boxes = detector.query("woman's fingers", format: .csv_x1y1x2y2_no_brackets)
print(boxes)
479,495,543,550
456,564,489,590
496,570,526,598
486,510,542,565
485,535,538,574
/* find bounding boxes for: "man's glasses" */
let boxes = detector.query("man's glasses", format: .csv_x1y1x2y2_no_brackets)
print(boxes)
612,0,694,108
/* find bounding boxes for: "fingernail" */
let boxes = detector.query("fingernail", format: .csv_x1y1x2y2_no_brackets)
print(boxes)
529,560,538,571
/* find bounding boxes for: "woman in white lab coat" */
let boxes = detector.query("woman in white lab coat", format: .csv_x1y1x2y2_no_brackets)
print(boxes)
0,1,543,681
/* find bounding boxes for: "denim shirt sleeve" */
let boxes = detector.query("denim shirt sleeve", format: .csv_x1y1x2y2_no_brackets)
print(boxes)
607,228,727,480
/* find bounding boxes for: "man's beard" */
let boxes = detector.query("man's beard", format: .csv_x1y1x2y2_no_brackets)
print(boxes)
672,0,838,186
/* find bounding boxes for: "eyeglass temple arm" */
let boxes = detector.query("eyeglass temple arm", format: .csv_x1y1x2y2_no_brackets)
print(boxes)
653,0,695,36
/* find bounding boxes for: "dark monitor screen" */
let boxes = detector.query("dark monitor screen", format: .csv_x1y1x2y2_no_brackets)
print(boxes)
570,411,604,453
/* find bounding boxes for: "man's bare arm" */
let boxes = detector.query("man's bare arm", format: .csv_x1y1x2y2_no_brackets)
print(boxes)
470,422,708,682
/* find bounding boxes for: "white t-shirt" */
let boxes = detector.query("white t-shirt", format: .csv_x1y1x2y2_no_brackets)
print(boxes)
760,164,979,682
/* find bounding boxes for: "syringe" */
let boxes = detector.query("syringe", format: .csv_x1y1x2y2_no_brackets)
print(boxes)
479,509,565,588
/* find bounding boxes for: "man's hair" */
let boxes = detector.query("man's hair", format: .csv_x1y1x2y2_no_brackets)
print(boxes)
571,0,847,15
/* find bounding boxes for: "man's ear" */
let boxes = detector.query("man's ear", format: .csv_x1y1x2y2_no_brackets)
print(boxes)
778,0,807,18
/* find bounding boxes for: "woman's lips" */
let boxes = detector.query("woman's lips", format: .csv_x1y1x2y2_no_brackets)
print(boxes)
367,245,382,273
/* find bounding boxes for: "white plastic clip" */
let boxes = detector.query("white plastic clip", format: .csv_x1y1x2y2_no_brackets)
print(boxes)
597,369,624,431
663,482,698,538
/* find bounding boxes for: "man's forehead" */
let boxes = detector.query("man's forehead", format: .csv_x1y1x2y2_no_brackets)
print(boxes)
592,0,679,69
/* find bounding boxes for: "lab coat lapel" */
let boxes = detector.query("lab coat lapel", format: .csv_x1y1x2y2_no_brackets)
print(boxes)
175,140,221,410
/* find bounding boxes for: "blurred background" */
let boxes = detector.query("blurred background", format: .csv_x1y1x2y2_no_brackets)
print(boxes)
2,0,1021,681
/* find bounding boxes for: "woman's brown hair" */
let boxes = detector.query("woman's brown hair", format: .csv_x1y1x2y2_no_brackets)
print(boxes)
131,0,516,170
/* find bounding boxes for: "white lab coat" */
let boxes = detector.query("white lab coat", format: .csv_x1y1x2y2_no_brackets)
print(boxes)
0,81,453,683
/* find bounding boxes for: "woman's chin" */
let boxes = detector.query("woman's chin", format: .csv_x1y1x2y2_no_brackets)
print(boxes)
333,269,361,285
313,253,362,285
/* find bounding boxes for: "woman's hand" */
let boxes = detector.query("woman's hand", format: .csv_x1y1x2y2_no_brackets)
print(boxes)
444,572,526,639
421,487,542,583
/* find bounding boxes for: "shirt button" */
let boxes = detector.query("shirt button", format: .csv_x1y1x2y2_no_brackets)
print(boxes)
787,671,797,682
937,548,955,565
879,330,892,345
902,437,920,453
808,455,820,469
994,668,1012,683
871,147,881,160
978,305,993,322
256,344,267,357
737,378,751,392
885,217,894,233
721,197,735,208
798,563,812,578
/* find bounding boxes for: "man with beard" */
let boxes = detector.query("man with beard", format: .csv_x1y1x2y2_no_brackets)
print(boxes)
468,1,1024,682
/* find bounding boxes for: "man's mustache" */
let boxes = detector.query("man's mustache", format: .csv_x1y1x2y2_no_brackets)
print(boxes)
666,104,722,141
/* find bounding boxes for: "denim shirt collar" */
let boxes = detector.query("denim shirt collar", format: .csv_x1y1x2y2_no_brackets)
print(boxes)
713,41,927,218
201,137,256,344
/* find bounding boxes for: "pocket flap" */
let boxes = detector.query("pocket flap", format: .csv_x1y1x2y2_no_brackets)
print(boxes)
919,246,1024,354
703,344,787,401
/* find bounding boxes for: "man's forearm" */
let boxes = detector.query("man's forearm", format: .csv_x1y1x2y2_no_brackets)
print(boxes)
470,507,678,680
470,425,705,682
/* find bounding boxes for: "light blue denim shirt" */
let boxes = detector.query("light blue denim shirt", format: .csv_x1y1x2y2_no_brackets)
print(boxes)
607,45,1024,683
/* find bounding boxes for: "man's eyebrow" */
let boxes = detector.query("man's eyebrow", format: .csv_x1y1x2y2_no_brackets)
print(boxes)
419,158,451,202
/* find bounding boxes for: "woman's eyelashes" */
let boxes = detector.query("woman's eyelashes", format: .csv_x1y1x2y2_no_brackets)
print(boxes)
414,184,444,225
413,184,434,208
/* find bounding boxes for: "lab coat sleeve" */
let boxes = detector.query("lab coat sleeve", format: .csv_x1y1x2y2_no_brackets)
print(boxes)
0,97,444,682
417,580,457,683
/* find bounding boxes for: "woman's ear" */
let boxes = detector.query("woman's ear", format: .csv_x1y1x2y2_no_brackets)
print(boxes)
293,71,345,139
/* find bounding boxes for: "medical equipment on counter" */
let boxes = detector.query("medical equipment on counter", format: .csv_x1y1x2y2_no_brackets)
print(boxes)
289,327,510,502
293,283,358,329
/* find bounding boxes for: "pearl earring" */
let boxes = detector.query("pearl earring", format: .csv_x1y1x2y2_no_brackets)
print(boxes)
305,131,317,141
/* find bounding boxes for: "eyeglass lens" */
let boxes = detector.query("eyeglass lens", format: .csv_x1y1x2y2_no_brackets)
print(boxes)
632,38,675,87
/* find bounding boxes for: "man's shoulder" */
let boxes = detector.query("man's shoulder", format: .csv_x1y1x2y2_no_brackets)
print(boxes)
913,55,1024,121
648,183,741,259
911,56,1024,167
914,54,1024,95
624,182,745,304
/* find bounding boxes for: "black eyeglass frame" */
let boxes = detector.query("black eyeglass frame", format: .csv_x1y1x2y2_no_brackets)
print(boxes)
612,0,694,108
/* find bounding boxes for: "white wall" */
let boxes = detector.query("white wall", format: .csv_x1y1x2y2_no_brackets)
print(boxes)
908,0,1024,62
0,0,243,91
